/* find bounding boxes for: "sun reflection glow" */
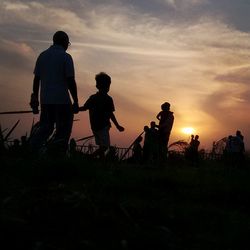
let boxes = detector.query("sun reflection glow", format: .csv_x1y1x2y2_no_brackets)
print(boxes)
181,127,195,135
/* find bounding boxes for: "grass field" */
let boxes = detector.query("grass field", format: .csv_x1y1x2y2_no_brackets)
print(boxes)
1,154,250,250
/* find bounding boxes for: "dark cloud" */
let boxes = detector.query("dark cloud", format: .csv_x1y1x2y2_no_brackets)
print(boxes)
119,0,250,32
0,40,34,71
206,0,250,32
201,87,250,128
215,67,250,85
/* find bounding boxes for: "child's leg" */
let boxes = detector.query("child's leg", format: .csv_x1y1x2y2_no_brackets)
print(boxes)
93,127,110,159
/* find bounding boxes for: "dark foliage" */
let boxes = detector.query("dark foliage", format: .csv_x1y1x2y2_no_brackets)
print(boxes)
1,155,250,250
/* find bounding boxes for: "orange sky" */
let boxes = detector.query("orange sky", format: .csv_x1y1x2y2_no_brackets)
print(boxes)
1,0,250,150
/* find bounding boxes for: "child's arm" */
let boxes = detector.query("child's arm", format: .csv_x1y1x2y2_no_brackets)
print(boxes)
78,97,91,111
78,105,87,111
110,112,125,132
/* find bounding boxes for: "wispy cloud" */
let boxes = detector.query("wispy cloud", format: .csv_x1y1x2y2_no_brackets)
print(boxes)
161,0,208,9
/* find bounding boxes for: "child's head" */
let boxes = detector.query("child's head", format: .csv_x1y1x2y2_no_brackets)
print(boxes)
161,102,170,111
95,72,111,92
150,121,156,128
144,125,149,132
135,136,143,143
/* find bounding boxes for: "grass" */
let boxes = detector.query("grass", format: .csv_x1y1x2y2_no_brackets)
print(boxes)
1,154,250,250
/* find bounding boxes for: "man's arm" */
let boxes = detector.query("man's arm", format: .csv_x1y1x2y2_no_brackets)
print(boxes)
67,76,78,103
33,75,40,98
110,112,124,132
67,76,79,113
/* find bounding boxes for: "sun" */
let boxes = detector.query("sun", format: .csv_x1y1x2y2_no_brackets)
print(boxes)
181,127,195,135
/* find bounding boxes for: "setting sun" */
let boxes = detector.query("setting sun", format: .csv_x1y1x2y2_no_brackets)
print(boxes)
181,127,195,135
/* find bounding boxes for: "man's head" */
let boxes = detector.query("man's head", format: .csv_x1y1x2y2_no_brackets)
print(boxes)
53,31,70,51
95,72,111,92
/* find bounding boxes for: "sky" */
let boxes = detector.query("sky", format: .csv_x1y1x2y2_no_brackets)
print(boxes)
1,0,250,151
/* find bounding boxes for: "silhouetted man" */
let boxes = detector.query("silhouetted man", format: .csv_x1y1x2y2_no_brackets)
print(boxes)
29,31,79,155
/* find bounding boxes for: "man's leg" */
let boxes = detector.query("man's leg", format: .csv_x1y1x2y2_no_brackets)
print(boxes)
53,104,73,154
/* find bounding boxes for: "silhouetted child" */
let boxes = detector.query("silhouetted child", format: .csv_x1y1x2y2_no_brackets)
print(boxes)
156,102,174,160
190,134,194,145
132,135,143,163
79,72,124,159
143,123,159,163
149,121,160,161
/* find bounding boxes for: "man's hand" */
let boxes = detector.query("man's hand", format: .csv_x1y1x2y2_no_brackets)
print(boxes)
72,102,79,114
30,93,39,114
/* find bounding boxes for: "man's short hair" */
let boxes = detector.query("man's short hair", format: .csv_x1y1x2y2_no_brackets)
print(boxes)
95,72,111,89
53,31,69,46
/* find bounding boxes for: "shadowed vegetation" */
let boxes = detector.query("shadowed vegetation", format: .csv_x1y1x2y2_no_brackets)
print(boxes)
1,155,250,250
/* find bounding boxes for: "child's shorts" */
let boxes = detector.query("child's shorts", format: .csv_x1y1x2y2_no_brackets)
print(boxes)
93,126,110,147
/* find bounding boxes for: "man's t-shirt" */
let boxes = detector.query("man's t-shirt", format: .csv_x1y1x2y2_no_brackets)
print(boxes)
84,92,115,131
34,45,75,104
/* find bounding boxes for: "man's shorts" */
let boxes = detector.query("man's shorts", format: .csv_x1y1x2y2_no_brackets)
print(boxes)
93,126,110,147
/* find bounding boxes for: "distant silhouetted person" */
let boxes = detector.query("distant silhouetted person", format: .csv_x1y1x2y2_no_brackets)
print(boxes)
131,135,143,163
149,121,160,162
190,134,194,145
142,123,159,164
79,72,124,159
188,135,200,166
156,102,174,160
29,31,79,155
190,135,200,151
236,130,245,153
224,133,245,168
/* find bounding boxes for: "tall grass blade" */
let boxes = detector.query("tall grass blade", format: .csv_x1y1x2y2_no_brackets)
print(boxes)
4,120,20,141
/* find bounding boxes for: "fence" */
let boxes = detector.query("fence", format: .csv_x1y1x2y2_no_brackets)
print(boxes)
76,144,134,160
5,140,226,161
76,144,225,161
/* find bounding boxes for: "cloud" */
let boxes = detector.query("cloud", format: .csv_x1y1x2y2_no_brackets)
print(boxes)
160,0,208,9
0,1,90,41
1,0,250,148
0,39,35,71
215,67,250,85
